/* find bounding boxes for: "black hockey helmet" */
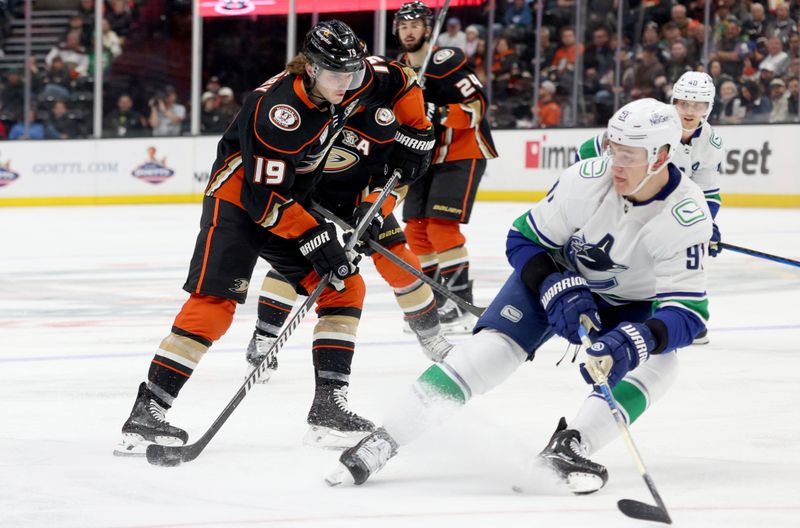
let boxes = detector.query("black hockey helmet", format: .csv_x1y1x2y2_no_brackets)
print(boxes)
303,20,367,74
393,1,433,34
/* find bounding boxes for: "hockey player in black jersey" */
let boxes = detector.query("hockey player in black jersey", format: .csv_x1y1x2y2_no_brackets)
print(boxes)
115,20,434,456
246,107,454,448
394,1,498,334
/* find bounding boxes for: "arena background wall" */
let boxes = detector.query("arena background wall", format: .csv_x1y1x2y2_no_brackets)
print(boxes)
1,125,798,207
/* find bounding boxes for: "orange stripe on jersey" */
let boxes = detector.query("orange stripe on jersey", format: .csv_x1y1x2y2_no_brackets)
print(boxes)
196,198,221,294
461,159,476,222
293,76,316,109
392,87,431,129
423,56,467,79
253,97,330,154
267,201,319,239
345,126,394,145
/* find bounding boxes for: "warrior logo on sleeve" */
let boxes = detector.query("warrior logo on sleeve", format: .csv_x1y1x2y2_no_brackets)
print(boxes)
566,233,629,273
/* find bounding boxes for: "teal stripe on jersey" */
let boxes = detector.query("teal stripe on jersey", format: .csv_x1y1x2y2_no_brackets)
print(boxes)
418,364,467,403
612,379,648,423
705,192,721,204
653,298,709,322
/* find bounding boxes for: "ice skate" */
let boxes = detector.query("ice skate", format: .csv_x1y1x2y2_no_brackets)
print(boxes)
245,329,278,383
692,328,710,345
416,332,453,362
113,382,188,457
538,417,608,494
325,427,399,486
304,382,375,449
437,298,478,334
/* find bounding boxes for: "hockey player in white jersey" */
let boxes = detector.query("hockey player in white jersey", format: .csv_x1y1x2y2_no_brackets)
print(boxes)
327,99,712,493
578,72,723,344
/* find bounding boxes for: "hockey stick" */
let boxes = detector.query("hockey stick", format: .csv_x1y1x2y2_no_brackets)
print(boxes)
311,203,486,317
577,315,672,525
417,0,452,89
145,172,401,467
721,242,800,269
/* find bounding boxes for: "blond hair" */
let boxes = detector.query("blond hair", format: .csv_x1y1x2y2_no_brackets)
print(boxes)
286,53,310,75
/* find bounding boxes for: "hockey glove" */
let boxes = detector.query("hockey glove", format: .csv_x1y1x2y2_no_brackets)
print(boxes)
343,200,383,256
709,222,722,257
424,102,449,125
538,271,602,345
298,223,357,291
389,124,435,184
579,322,656,387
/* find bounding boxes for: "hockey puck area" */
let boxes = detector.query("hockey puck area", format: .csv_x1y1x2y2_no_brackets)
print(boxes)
146,444,185,467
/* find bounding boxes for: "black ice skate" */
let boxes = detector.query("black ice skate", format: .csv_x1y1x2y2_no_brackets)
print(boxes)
692,328,710,345
325,427,399,486
538,417,608,494
304,382,375,449
245,329,278,383
113,382,188,457
437,280,477,334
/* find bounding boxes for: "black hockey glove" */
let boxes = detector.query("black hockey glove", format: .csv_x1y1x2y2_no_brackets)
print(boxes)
425,102,448,125
390,124,435,184
344,200,383,256
298,223,357,290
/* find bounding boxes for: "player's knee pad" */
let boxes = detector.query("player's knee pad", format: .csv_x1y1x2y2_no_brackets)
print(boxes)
315,273,366,316
427,218,466,253
372,243,421,289
441,328,527,398
404,218,434,255
173,293,236,343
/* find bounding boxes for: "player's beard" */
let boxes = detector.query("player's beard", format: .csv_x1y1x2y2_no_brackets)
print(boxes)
402,34,427,53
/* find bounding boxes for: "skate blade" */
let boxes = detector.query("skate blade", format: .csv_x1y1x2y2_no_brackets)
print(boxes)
324,463,355,487
113,432,185,457
439,315,478,335
692,336,710,345
566,472,605,495
303,426,371,450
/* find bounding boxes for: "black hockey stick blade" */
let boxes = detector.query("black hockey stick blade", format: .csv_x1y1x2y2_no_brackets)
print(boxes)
617,499,672,524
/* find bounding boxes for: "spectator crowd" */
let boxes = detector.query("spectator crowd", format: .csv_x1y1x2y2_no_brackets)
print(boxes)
0,0,798,140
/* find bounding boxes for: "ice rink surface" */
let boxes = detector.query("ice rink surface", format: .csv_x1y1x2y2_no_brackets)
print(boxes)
1,201,799,528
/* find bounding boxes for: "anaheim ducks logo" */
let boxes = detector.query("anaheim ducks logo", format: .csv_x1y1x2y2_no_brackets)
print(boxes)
374,108,396,126
324,146,360,173
269,104,301,131
433,49,455,64
229,278,250,294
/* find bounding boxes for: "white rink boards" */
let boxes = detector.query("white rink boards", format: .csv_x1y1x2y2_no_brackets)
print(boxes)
1,202,799,528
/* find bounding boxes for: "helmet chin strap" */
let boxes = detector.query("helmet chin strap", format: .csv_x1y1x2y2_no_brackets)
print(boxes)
626,154,667,198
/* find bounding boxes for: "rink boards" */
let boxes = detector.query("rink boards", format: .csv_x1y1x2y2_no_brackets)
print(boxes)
1,124,798,207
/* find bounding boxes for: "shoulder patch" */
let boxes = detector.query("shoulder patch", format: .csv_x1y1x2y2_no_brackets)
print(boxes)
433,49,456,64
671,198,707,226
269,104,301,131
709,130,722,149
375,108,396,126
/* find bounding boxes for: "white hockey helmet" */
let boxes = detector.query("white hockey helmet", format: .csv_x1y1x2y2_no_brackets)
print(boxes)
671,71,715,122
606,98,682,170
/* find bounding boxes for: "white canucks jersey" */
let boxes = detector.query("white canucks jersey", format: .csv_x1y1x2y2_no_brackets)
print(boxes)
512,157,712,323
671,121,723,217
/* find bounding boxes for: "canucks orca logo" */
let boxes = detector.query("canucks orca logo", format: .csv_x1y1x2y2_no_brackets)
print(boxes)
566,233,629,273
